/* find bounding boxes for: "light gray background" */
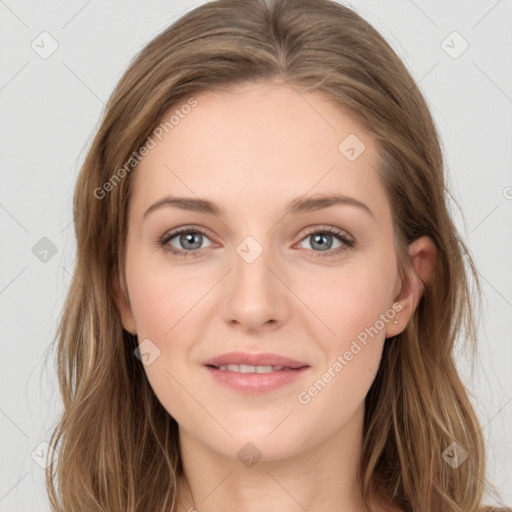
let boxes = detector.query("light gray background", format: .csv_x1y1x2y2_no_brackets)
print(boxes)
1,1,511,510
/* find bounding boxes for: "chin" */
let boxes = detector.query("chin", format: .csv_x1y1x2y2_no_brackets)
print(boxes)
202,425,314,463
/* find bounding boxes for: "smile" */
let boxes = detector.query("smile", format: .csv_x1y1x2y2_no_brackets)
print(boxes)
212,364,293,373
204,364,310,393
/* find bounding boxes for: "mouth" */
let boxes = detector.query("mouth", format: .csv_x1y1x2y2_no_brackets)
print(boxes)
206,364,305,373
203,352,310,393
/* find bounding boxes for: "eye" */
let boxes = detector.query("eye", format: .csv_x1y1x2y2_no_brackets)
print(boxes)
296,226,354,258
159,226,214,257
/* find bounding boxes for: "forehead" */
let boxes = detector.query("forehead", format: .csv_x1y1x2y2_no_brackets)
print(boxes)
130,81,390,222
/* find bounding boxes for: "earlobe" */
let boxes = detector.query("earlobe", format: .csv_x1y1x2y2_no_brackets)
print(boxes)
386,236,437,338
111,269,137,335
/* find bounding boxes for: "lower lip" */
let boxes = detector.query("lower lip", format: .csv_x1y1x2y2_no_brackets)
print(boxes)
204,366,310,394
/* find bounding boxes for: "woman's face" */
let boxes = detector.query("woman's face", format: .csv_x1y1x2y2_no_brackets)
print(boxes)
115,81,414,461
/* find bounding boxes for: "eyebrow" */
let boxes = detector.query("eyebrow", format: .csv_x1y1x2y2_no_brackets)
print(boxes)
143,193,375,220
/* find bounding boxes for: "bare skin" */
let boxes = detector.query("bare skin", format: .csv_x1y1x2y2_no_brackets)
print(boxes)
113,80,436,512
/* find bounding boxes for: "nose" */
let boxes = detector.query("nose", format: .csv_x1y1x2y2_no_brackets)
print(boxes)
221,236,290,332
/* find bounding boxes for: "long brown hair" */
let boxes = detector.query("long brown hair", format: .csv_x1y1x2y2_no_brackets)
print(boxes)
45,0,508,510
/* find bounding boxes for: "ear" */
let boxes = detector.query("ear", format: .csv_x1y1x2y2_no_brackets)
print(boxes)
385,235,437,338
111,268,137,335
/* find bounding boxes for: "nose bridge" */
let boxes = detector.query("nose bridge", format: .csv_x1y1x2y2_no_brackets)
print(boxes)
223,229,287,328
228,208,277,273
232,232,274,291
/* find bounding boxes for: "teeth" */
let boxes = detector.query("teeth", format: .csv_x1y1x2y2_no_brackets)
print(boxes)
216,364,286,373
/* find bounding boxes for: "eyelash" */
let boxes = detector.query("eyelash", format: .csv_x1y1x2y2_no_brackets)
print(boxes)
158,225,355,259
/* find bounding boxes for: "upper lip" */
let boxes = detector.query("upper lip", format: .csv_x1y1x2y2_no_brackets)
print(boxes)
203,351,309,369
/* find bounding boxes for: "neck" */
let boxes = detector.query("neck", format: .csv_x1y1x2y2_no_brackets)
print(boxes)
173,402,388,512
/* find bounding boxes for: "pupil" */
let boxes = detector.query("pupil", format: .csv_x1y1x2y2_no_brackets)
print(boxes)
312,233,331,251
183,233,201,250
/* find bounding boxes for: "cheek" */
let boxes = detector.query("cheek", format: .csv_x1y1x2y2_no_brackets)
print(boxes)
125,261,209,424
300,255,395,400
295,266,392,423
304,257,395,343
126,255,210,339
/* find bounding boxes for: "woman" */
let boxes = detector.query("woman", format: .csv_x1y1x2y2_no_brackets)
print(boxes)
45,0,510,510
